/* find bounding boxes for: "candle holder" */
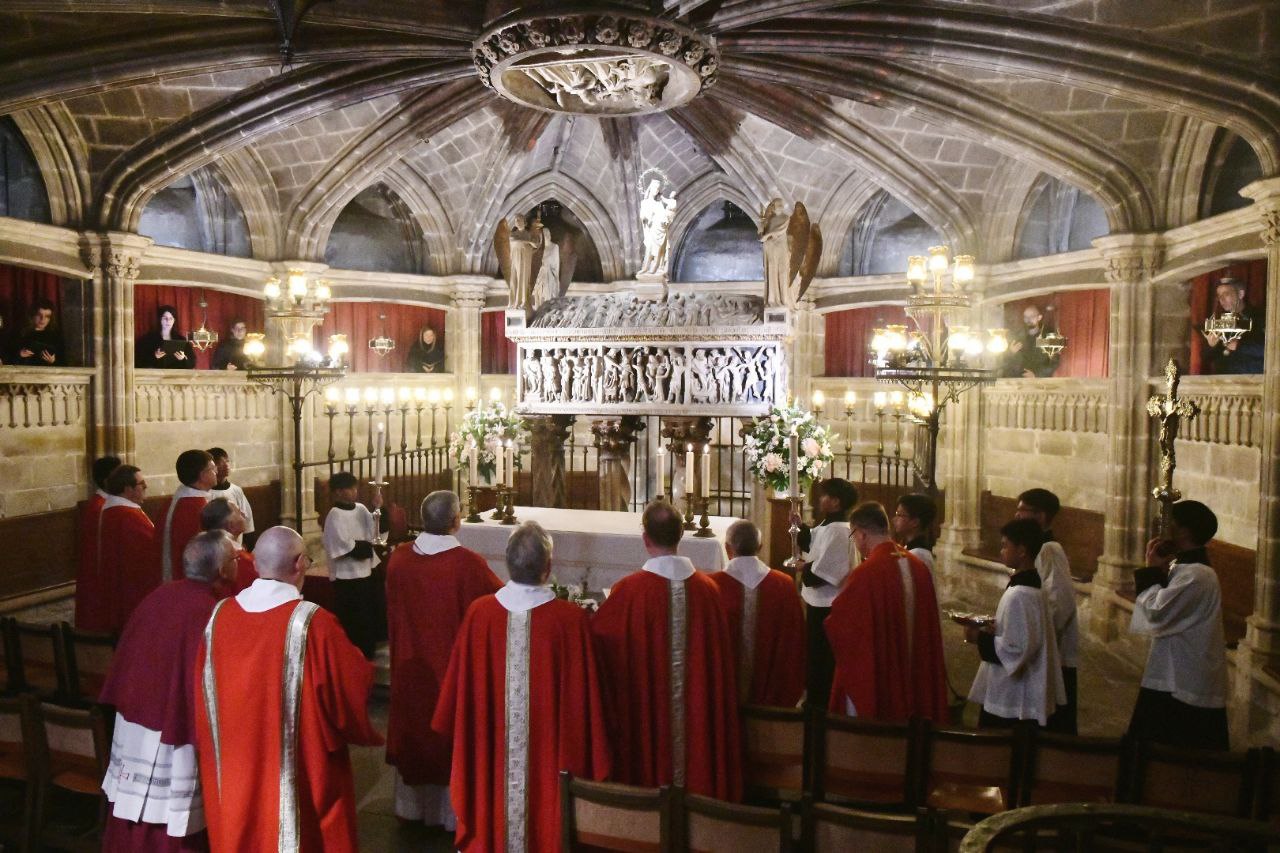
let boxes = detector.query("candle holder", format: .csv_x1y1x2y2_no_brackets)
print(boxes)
693,496,714,538
367,480,389,545
465,485,483,523
491,486,506,521
783,494,805,572
500,488,518,525
682,493,697,531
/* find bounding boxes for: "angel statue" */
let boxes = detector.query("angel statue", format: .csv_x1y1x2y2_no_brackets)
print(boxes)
493,214,544,311
759,198,822,310
638,179,678,278
532,225,576,308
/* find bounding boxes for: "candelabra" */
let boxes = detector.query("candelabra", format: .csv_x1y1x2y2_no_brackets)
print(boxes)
491,485,506,521
501,487,517,525
783,493,805,572
464,485,483,523
368,481,388,546
693,496,714,538
683,493,697,531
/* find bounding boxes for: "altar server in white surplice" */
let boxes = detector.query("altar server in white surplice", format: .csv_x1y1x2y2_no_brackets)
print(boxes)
322,470,385,659
206,447,254,546
796,478,858,710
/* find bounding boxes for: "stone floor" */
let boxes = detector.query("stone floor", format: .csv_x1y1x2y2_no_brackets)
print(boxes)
14,585,1145,851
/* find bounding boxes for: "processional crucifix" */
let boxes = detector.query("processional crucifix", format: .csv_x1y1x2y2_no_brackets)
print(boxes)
1146,358,1200,537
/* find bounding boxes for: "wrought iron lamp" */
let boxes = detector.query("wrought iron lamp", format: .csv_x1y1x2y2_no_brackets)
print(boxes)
189,292,218,352
369,314,396,358
1202,312,1252,345
1037,330,1068,358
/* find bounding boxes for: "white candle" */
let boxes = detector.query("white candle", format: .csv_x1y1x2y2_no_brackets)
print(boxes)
788,430,799,495
685,443,694,499
505,441,515,488
467,440,478,488
374,422,386,483
655,444,667,495
701,443,711,498
494,440,504,486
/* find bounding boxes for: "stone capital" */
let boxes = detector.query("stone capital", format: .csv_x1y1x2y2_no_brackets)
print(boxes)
447,276,492,309
660,415,714,449
1093,233,1163,284
1241,178,1280,247
591,415,645,455
78,230,153,281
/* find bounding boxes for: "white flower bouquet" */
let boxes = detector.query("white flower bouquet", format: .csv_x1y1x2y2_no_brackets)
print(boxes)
447,402,528,482
742,402,834,494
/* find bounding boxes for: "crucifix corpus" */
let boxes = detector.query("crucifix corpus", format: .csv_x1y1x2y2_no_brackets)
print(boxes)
1146,357,1200,536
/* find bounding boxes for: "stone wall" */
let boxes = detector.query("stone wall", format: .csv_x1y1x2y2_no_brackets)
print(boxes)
0,367,94,517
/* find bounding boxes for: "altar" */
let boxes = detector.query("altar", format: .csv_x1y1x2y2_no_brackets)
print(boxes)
455,506,734,592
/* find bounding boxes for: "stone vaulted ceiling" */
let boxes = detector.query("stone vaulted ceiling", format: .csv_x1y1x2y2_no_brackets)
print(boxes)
1,0,1277,276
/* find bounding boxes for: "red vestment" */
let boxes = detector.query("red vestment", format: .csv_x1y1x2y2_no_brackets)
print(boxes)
194,595,383,853
93,502,160,634
162,494,207,581
74,493,106,629
710,568,806,707
825,541,950,722
432,595,611,852
591,567,743,801
213,551,257,599
385,541,502,786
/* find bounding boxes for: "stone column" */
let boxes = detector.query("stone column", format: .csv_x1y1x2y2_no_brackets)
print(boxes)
1092,233,1163,639
591,416,645,512
526,414,574,508
447,276,489,407
80,231,152,462
660,416,714,509
1241,177,1280,666
790,295,821,404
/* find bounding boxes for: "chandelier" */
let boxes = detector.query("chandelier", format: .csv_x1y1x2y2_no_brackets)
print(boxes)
369,314,396,358
1203,312,1252,345
189,291,218,353
264,269,330,313
1036,330,1068,358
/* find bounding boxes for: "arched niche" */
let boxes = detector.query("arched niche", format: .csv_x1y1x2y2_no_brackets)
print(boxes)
1200,130,1263,219
522,199,604,289
324,183,425,275
846,192,944,276
137,165,252,257
1013,175,1109,260
671,200,763,282
0,117,52,224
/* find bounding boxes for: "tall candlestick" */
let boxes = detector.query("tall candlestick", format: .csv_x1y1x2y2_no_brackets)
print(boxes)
467,439,478,488
654,444,666,496
684,443,694,499
788,430,799,496
504,440,514,488
374,422,386,482
701,443,711,498
494,440,504,486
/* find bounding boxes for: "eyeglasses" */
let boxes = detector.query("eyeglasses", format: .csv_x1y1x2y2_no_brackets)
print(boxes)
892,510,911,519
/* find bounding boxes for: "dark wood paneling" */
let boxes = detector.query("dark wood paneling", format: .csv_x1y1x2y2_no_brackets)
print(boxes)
1208,539,1256,646
0,508,78,601
967,491,1103,583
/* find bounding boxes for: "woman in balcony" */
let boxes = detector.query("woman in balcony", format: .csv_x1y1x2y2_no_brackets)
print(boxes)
136,304,195,369
406,325,445,373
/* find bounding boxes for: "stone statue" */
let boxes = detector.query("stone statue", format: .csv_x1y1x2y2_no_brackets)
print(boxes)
494,214,545,311
759,198,823,309
638,179,677,278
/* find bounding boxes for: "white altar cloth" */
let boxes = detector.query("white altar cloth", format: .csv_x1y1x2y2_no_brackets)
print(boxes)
455,506,733,593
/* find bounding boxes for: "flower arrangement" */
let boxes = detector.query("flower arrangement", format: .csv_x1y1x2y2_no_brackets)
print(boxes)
742,402,835,494
550,578,599,613
448,402,528,482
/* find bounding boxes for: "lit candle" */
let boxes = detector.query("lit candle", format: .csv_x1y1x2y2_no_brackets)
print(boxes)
504,440,515,488
467,439,478,488
655,444,667,496
701,443,711,498
788,430,799,495
374,422,386,483
494,440,504,486
844,390,857,408
873,391,887,412
685,443,694,499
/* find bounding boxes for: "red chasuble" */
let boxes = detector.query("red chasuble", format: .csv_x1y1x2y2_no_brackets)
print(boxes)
432,594,612,852
162,492,208,581
194,595,383,853
591,565,743,801
74,493,107,629
213,551,257,599
825,540,950,722
385,541,502,786
710,568,806,707
93,501,160,634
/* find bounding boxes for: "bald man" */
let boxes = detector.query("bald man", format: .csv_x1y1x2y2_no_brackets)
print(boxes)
193,527,382,852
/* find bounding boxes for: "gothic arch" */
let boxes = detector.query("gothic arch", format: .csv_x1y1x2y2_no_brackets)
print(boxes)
667,171,760,261
8,104,89,227
211,148,283,259
499,172,625,281
814,170,879,276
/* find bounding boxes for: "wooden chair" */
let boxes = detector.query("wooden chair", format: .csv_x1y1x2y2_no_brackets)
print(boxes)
804,798,929,852
812,711,919,809
741,705,807,804
1126,740,1256,818
1253,746,1280,826
28,701,111,853
60,626,116,706
559,772,673,852
5,622,66,700
0,695,34,852
678,791,792,853
1019,728,1126,806
918,725,1019,816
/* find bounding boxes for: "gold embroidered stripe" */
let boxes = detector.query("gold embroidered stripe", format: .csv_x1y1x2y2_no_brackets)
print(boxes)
740,585,758,704
669,579,687,788
505,609,532,853
200,599,230,797
279,601,319,853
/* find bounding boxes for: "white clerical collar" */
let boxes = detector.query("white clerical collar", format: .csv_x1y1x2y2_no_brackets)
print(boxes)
103,494,141,511
725,556,770,590
413,532,461,556
495,581,555,613
236,578,303,613
174,484,210,501
642,554,696,581
95,488,109,500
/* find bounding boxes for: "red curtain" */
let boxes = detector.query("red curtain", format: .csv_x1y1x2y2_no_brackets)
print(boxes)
134,285,265,371
0,262,65,360
481,309,515,375
823,304,910,377
1000,289,1110,378
1187,259,1267,375
317,301,447,374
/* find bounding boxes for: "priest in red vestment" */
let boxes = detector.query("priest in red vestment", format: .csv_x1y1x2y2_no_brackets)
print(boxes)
74,454,120,628
711,519,805,707
92,465,161,634
200,498,256,595
193,526,383,853
432,521,611,852
386,490,502,828
826,502,950,722
591,500,742,801
161,450,217,581
101,530,239,852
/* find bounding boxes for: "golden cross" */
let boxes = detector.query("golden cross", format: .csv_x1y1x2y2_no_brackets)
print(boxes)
1146,358,1199,536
